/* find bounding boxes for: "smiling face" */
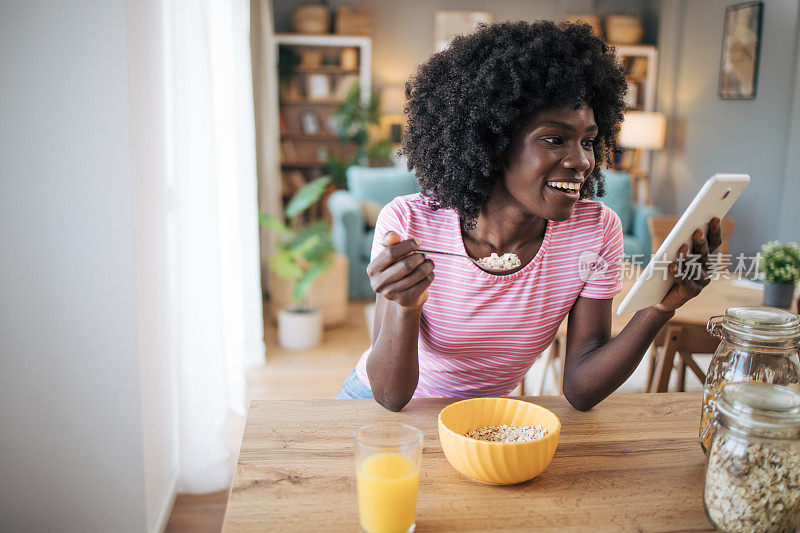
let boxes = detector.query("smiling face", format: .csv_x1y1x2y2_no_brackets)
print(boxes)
499,103,597,221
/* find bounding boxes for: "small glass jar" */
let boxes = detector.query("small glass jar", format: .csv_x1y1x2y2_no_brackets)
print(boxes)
701,307,800,450
703,382,800,533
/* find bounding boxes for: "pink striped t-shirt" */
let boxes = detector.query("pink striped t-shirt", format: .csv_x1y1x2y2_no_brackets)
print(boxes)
355,193,624,398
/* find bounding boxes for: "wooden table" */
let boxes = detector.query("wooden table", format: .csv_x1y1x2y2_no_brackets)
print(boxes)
222,393,713,532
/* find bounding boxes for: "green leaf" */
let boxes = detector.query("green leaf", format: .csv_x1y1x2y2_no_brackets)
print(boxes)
759,241,800,283
292,221,334,262
294,220,330,241
306,238,335,264
291,233,321,259
326,154,351,189
285,176,331,219
259,213,291,236
268,252,303,281
292,257,333,305
352,130,368,149
367,138,395,166
367,93,381,124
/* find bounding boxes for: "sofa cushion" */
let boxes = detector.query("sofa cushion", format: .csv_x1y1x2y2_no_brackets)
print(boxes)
600,170,633,234
359,199,382,229
346,166,419,206
622,234,646,259
362,229,375,262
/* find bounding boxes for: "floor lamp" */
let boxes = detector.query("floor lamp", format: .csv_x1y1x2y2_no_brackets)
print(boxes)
619,111,666,205
381,86,405,144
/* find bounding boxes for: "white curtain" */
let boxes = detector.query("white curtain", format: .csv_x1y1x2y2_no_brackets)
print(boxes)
165,0,265,493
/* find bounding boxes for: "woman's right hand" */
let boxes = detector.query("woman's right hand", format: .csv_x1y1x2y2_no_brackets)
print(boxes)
367,231,435,309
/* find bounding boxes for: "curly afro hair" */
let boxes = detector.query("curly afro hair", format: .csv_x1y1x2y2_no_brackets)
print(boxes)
403,20,628,228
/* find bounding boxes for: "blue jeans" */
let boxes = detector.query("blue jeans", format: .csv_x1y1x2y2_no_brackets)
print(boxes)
335,369,374,399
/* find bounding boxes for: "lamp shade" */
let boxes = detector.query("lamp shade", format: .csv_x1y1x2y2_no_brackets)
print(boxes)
380,86,405,115
619,111,666,150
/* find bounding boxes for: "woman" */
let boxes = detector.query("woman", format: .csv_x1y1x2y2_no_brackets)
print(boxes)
336,21,720,411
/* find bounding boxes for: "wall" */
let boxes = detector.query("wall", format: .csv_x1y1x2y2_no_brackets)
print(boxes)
0,1,177,531
778,19,800,243
655,0,800,256
126,0,180,530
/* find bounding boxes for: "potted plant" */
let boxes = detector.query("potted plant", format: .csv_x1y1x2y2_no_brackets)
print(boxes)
260,176,335,349
327,81,394,188
758,241,800,308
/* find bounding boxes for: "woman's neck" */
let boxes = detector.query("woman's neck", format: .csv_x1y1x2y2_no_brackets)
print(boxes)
464,190,547,251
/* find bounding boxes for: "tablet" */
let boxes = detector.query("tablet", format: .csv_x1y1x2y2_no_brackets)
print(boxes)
615,174,750,315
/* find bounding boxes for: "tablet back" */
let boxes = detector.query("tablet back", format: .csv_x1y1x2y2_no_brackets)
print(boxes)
615,174,750,315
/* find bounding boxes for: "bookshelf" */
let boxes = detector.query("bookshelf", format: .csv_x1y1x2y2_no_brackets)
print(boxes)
274,33,372,220
615,45,658,112
614,45,659,202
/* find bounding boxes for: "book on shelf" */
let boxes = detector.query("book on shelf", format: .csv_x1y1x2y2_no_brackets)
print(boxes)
280,140,297,161
624,82,639,109
281,170,307,195
334,74,359,100
279,112,288,135
307,73,330,100
628,57,649,80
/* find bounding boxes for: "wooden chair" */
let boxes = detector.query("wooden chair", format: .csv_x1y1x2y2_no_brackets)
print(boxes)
647,323,719,392
525,320,717,395
648,215,736,256
521,336,560,396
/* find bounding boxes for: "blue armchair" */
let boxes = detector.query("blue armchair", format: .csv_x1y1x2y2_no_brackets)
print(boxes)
328,166,420,299
600,170,659,262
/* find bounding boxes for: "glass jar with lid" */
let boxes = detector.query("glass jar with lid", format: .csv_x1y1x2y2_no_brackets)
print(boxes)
702,382,800,533
701,307,800,450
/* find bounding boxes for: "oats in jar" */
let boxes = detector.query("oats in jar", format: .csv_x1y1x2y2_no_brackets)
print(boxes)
704,436,800,533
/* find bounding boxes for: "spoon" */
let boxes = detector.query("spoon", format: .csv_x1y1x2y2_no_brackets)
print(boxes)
414,249,518,273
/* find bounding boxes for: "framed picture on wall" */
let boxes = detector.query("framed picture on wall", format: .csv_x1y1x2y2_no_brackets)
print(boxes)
718,1,763,100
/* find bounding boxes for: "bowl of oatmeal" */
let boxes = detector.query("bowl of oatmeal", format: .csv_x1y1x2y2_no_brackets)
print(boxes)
437,397,561,485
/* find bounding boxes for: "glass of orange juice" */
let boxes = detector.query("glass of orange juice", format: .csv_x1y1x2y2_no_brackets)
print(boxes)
355,423,423,533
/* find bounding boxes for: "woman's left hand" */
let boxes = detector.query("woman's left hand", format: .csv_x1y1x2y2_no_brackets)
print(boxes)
656,217,722,313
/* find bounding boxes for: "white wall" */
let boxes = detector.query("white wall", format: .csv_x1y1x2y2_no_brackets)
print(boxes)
778,22,800,243
655,0,800,256
126,0,180,530
0,0,177,531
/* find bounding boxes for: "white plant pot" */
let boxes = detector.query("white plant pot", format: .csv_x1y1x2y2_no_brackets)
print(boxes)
278,308,322,350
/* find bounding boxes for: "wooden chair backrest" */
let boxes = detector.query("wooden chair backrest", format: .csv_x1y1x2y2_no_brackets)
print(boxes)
648,215,735,256
649,324,721,393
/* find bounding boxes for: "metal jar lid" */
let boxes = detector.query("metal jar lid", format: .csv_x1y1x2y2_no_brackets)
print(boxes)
717,382,800,432
707,306,800,346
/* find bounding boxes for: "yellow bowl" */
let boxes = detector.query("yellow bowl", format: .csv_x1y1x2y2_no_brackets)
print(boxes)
438,397,561,485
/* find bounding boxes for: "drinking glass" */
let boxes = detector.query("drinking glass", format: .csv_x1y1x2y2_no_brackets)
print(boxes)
355,423,423,533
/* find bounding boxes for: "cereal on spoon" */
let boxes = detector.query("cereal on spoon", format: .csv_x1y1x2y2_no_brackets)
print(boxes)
476,253,521,271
